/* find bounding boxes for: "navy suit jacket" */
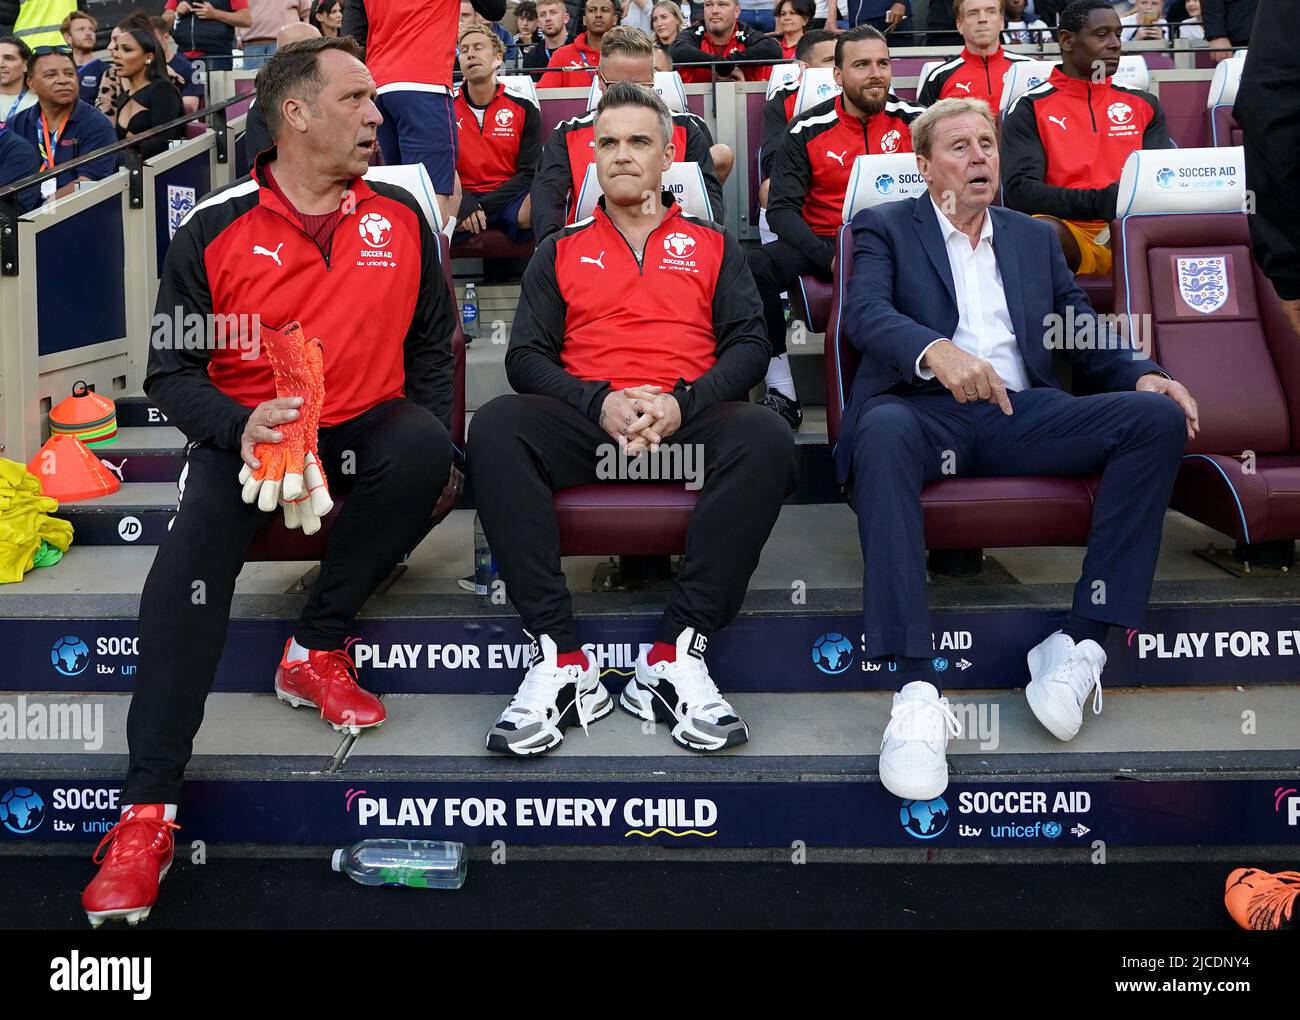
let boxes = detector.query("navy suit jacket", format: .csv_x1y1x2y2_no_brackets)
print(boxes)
834,195,1162,481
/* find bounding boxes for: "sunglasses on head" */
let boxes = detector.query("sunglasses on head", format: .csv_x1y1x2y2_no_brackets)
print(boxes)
32,45,73,56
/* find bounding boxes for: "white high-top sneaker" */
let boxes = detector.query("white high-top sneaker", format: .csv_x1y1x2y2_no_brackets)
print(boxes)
620,627,749,752
1025,631,1107,741
485,634,612,755
878,681,961,801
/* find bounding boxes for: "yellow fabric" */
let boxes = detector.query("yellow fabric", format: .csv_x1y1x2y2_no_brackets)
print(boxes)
12,0,79,48
1058,218,1112,277
0,457,74,583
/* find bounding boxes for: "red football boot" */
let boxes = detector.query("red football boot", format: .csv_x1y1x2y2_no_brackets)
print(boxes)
273,638,386,734
81,804,180,928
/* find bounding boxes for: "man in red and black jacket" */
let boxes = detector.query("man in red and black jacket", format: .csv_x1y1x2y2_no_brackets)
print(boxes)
454,23,540,240
758,28,836,211
344,0,506,224
916,0,1034,110
80,38,459,928
749,24,922,429
671,0,782,83
531,26,723,240
469,82,794,758
1001,0,1171,275
536,0,618,86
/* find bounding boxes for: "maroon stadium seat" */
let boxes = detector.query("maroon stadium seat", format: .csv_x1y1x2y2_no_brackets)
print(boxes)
1078,272,1114,314
825,153,1099,551
245,231,467,560
554,484,698,556
1113,147,1300,549
794,274,832,334
1206,54,1245,147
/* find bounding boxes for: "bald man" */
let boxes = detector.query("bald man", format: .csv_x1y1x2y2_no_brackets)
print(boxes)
240,22,321,160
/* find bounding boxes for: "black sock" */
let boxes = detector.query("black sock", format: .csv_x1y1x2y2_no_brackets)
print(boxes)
892,654,936,690
1061,615,1110,647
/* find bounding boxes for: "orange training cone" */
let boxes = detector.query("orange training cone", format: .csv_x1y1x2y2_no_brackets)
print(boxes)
26,434,121,502
48,381,118,447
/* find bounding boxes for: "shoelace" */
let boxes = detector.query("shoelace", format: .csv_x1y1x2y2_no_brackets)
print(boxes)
1058,651,1104,715
1249,871,1300,930
310,638,363,721
657,658,731,723
888,697,962,747
92,814,181,868
507,662,592,734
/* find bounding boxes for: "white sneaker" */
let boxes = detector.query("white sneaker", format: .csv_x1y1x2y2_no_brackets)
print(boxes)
485,634,612,755
620,627,749,752
1025,630,1106,741
878,681,961,801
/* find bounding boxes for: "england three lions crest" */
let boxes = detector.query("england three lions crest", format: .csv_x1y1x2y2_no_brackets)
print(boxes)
167,185,196,240
1176,256,1230,315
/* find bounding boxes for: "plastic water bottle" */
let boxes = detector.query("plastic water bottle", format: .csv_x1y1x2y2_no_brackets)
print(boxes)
331,839,466,889
473,512,498,596
462,282,480,342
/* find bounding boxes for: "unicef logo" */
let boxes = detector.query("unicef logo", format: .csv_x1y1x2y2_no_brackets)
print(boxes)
0,787,46,835
1043,821,1062,839
900,797,950,839
51,635,89,677
811,632,855,675
358,212,392,248
874,173,895,195
1156,167,1175,189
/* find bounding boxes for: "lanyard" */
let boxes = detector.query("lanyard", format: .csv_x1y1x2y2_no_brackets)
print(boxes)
2,88,25,125
38,109,69,172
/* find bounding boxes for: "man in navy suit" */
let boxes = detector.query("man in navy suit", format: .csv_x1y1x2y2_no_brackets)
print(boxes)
838,97,1198,802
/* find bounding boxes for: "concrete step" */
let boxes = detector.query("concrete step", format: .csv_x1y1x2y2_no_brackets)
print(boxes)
3,689,1297,851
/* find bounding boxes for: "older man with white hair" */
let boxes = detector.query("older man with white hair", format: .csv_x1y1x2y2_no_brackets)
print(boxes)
839,96,1198,801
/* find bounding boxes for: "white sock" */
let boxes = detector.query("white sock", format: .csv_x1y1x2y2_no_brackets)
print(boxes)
122,803,178,822
287,637,310,663
765,354,796,400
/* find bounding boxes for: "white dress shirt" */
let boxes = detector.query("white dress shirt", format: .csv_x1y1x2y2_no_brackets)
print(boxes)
916,197,1030,392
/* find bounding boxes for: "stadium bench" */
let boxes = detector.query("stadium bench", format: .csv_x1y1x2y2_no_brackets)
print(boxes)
1206,54,1245,147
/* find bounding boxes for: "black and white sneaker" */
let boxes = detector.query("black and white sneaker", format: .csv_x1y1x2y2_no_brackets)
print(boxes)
760,388,803,430
485,634,613,755
620,627,749,752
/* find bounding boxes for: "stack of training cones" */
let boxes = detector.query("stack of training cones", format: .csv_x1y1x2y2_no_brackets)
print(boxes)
48,381,117,448
26,434,120,502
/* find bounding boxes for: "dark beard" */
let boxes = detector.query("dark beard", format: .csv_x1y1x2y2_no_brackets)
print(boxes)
852,90,887,117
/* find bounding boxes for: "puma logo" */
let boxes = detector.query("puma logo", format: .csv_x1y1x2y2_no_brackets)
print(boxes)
826,149,848,167
252,242,284,265
580,251,605,269
954,80,972,93
99,458,126,481
1048,115,1069,131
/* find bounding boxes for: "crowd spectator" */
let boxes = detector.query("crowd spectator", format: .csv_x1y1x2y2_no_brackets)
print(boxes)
165,2,254,73
775,0,815,58
749,24,922,430
758,27,834,208
650,0,684,52
1001,0,1171,275
918,0,1033,109
458,0,515,62
344,0,507,225
60,10,97,68
472,81,789,758
152,17,207,115
12,0,77,47
239,19,320,159
0,122,38,209
1120,0,1168,41
1002,0,1048,41
310,0,342,36
739,0,775,31
240,1,311,69
0,0,14,37
846,1,911,45
622,0,654,34
10,46,116,204
810,0,846,30
1202,0,1254,60
111,26,185,158
522,0,573,72
1177,0,1203,39
454,23,539,240
841,96,1193,802
670,0,782,83
924,0,962,43
537,0,617,86
513,0,541,57
0,36,35,128
531,25,724,238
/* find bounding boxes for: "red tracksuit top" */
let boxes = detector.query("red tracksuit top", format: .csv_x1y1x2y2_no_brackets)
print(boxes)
1001,67,1170,223
774,93,923,237
916,46,1033,110
454,82,541,193
536,33,601,89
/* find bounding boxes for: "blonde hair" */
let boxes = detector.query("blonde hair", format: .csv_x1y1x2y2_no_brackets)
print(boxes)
600,24,656,60
458,22,505,58
652,0,686,28
910,96,997,157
